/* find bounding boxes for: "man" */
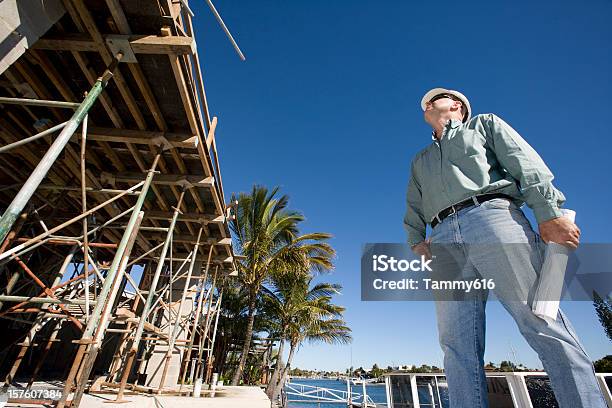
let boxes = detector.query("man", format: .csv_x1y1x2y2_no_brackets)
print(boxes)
403,88,606,407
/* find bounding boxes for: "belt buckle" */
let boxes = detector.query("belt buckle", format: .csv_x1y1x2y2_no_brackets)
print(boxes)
447,205,457,216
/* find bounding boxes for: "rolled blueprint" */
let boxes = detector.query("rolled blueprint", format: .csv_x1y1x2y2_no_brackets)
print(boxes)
531,209,576,323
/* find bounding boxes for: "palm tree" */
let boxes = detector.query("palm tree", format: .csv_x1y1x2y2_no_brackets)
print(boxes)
263,272,352,400
262,272,312,396
276,309,351,400
229,185,334,385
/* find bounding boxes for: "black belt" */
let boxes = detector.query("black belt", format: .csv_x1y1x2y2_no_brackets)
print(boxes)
430,193,512,229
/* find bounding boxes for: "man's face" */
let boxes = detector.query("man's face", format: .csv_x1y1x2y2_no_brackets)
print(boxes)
423,95,456,124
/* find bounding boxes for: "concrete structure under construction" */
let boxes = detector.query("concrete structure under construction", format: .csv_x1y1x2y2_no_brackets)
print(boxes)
0,0,241,406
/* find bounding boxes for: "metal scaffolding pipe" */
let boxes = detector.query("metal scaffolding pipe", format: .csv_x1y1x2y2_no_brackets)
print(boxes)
0,212,28,310
3,248,77,386
0,121,68,154
203,0,246,61
147,255,194,315
179,244,214,390
196,266,218,380
15,238,117,248
58,151,159,408
114,190,186,401
158,228,204,390
0,183,142,262
206,288,223,383
0,295,96,305
0,54,123,245
127,242,165,267
81,114,90,321
68,212,144,406
0,96,81,109
95,217,142,340
12,256,83,330
33,184,141,195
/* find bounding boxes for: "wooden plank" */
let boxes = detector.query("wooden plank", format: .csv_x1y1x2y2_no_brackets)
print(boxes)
102,2,198,236
150,253,234,264
32,35,98,52
182,13,229,224
129,35,195,54
145,234,231,245
143,211,224,224
166,53,223,244
167,55,199,136
205,117,217,150
65,0,180,232
87,127,198,149
29,50,77,102
68,0,147,131
32,34,195,55
102,172,215,188
168,55,226,221
104,0,168,133
57,3,168,238
71,52,125,128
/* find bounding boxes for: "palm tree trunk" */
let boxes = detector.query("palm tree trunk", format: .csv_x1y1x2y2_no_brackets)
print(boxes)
230,292,257,385
273,340,298,401
265,338,285,397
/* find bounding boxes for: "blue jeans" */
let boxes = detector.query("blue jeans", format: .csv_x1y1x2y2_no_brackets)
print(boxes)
429,198,606,408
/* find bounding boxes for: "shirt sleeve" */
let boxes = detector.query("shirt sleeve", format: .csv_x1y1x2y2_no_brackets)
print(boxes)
483,113,566,223
404,160,427,246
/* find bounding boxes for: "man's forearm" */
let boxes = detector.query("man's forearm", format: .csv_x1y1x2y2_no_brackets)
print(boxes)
484,113,566,222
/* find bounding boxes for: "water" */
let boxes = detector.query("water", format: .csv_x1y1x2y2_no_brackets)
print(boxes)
285,378,388,407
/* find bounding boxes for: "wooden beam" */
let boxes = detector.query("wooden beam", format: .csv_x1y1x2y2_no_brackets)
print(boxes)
205,117,217,150
101,172,214,189
128,34,195,54
143,211,225,224
87,127,198,149
32,34,195,55
101,0,199,238
149,253,234,264
58,1,171,238
145,234,231,246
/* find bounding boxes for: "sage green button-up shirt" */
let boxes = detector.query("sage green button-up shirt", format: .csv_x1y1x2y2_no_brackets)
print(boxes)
404,113,565,246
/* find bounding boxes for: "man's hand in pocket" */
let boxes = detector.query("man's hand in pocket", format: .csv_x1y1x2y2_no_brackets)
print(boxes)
411,239,432,260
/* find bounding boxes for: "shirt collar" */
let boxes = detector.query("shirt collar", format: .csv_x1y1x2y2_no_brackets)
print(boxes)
431,119,463,140
449,119,462,129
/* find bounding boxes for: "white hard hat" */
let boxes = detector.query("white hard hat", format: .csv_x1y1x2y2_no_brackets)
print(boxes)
421,88,472,123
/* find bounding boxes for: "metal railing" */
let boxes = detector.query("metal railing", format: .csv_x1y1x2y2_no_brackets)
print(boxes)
284,379,385,407
384,372,612,408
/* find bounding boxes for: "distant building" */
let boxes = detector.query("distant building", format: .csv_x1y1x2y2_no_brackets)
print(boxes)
396,365,415,371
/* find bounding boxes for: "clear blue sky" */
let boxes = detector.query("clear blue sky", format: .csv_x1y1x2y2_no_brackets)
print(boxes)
192,0,612,371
